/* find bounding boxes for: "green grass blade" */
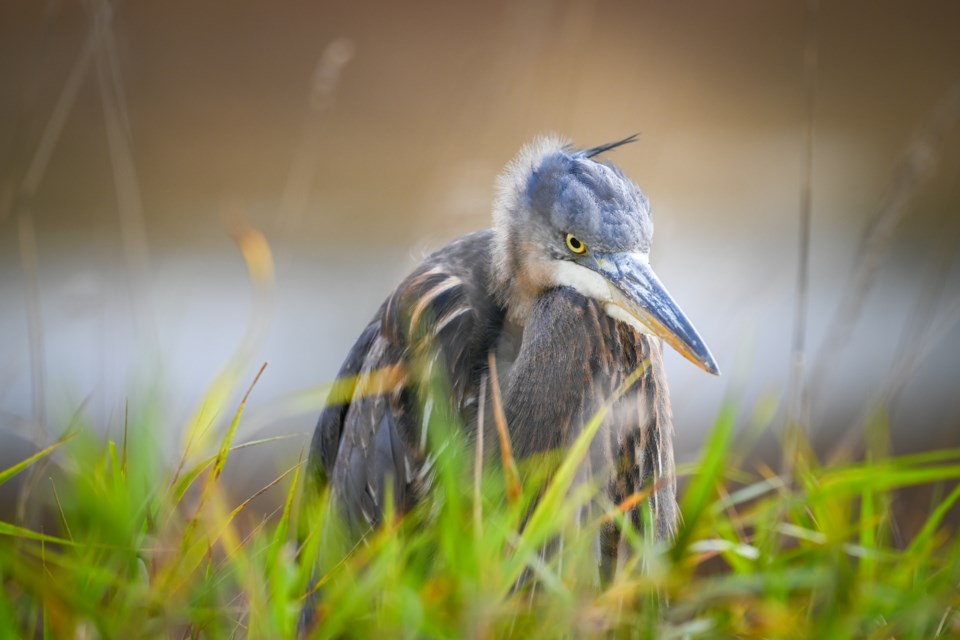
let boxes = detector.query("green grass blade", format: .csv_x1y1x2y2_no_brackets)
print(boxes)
0,434,74,486
0,521,78,546
672,402,737,561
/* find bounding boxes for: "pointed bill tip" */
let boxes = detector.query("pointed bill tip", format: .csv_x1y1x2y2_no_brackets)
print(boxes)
597,253,721,377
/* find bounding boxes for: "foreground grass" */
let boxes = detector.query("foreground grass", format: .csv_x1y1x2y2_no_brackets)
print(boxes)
0,382,958,639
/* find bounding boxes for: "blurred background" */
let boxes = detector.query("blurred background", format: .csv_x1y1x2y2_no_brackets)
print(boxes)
1,1,959,512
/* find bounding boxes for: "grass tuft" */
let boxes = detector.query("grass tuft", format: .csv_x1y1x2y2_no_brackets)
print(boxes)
1,386,959,638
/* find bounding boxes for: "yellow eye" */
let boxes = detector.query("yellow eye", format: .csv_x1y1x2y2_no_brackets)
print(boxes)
565,233,587,254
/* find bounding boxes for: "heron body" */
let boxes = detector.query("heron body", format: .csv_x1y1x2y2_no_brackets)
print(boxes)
308,135,718,574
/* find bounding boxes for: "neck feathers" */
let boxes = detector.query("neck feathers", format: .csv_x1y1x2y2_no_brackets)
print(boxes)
490,134,570,321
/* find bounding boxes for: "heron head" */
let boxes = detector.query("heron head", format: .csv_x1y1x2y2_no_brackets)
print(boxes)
492,134,719,376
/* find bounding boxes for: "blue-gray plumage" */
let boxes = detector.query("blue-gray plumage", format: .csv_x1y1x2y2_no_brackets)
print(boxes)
306,134,718,580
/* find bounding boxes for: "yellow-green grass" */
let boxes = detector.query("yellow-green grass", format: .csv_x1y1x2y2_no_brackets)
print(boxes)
1,369,958,639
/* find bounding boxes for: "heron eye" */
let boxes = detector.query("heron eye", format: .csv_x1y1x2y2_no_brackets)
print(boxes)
565,233,587,254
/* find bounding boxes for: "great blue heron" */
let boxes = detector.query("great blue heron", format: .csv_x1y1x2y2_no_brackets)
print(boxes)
307,134,718,576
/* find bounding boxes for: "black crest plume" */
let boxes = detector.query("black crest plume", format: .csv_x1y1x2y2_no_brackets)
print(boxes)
580,133,639,159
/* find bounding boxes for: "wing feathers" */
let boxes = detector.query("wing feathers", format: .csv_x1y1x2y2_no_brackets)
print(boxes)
309,234,677,558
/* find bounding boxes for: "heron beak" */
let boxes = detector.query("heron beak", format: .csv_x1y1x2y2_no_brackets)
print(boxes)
591,252,720,375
